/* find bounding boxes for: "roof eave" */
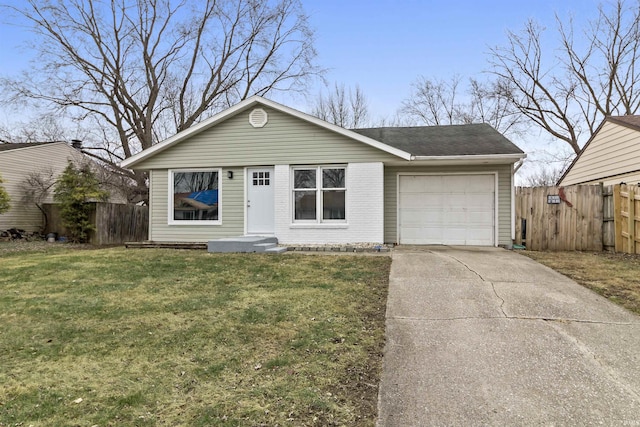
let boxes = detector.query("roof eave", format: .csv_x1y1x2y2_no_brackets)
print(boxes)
410,153,526,165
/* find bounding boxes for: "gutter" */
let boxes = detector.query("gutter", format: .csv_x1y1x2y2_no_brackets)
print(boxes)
407,153,527,165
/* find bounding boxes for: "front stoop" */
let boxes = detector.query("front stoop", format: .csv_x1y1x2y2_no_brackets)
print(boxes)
207,236,287,254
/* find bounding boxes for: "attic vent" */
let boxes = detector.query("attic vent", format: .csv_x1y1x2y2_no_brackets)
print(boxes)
249,108,268,128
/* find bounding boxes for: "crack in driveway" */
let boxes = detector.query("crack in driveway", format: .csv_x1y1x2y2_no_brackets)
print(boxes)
440,252,510,317
409,251,640,326
387,315,638,325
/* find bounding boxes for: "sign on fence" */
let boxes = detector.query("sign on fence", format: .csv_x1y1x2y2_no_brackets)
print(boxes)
547,195,561,204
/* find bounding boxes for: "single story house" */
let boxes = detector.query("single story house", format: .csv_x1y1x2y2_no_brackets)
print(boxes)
0,141,87,232
121,96,525,247
558,115,640,186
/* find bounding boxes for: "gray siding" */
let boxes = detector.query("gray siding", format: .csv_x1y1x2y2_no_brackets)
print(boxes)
135,107,398,170
150,168,245,242
384,164,513,246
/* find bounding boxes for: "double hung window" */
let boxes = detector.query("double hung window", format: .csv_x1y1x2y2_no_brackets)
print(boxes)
293,166,346,222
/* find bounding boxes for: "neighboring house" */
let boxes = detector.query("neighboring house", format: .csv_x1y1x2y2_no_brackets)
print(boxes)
558,116,640,186
0,141,126,233
121,96,525,247
0,142,86,232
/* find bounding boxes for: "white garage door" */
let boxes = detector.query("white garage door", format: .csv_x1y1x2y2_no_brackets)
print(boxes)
398,174,495,245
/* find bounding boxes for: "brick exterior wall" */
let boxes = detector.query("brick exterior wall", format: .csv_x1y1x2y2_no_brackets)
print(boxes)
274,162,384,244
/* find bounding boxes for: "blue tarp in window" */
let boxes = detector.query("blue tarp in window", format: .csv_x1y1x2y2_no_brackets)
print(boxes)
188,190,218,206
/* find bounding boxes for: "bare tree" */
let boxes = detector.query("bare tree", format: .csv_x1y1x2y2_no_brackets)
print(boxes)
20,168,57,233
401,75,462,126
489,0,640,154
522,165,566,187
1,0,320,201
400,75,522,135
311,83,370,128
0,115,70,144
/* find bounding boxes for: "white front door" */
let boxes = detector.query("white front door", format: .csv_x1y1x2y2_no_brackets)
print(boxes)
247,167,275,234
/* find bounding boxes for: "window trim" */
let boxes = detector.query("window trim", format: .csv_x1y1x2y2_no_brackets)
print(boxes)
168,168,222,225
291,165,347,224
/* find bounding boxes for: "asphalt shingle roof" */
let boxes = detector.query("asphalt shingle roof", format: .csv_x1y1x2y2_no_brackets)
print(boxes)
0,142,58,152
352,123,524,157
607,115,640,131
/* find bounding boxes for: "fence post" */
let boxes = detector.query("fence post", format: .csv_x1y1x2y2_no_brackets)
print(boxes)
630,186,637,254
613,185,623,252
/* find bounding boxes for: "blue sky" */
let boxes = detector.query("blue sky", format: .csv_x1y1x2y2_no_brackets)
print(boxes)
0,0,602,120
291,0,601,119
0,0,604,177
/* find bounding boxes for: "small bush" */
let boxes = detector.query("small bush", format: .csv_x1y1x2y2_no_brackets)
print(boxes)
0,172,10,214
53,161,108,242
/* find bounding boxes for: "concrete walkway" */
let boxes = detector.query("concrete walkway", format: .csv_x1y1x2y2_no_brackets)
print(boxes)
377,246,640,426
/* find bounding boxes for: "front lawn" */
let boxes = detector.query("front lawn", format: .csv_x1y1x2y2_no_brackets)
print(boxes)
0,245,391,426
523,251,640,315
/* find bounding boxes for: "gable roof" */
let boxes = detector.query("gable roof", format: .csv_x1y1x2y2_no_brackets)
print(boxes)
121,96,525,169
607,115,640,130
121,96,413,168
352,124,524,157
557,115,640,185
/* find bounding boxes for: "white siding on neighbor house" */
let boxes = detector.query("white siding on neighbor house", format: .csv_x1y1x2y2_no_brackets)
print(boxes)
274,162,384,244
0,143,85,232
575,171,640,186
384,164,513,246
562,121,640,186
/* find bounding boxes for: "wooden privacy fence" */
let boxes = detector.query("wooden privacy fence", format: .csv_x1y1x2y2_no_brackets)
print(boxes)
614,184,640,254
44,202,148,245
515,184,640,253
515,185,605,251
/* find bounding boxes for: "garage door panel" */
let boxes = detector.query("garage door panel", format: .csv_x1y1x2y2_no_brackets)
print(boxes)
466,175,495,191
447,211,468,224
446,175,472,188
399,194,443,209
398,174,495,246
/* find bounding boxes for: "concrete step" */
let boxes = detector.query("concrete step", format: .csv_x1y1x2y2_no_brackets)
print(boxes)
207,236,283,253
253,242,277,252
264,246,288,254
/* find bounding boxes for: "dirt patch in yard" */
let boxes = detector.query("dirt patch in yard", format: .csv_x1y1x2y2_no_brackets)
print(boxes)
523,250,640,315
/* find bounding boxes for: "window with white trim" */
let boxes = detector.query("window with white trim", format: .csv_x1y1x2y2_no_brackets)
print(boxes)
293,166,346,222
170,169,220,223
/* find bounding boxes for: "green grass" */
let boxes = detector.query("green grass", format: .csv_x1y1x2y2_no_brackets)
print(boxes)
0,244,391,426
523,251,640,315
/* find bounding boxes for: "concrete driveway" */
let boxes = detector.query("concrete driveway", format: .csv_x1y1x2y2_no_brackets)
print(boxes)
377,246,640,426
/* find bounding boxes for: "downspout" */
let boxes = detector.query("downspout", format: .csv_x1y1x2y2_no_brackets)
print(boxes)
513,159,524,173
511,163,516,246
